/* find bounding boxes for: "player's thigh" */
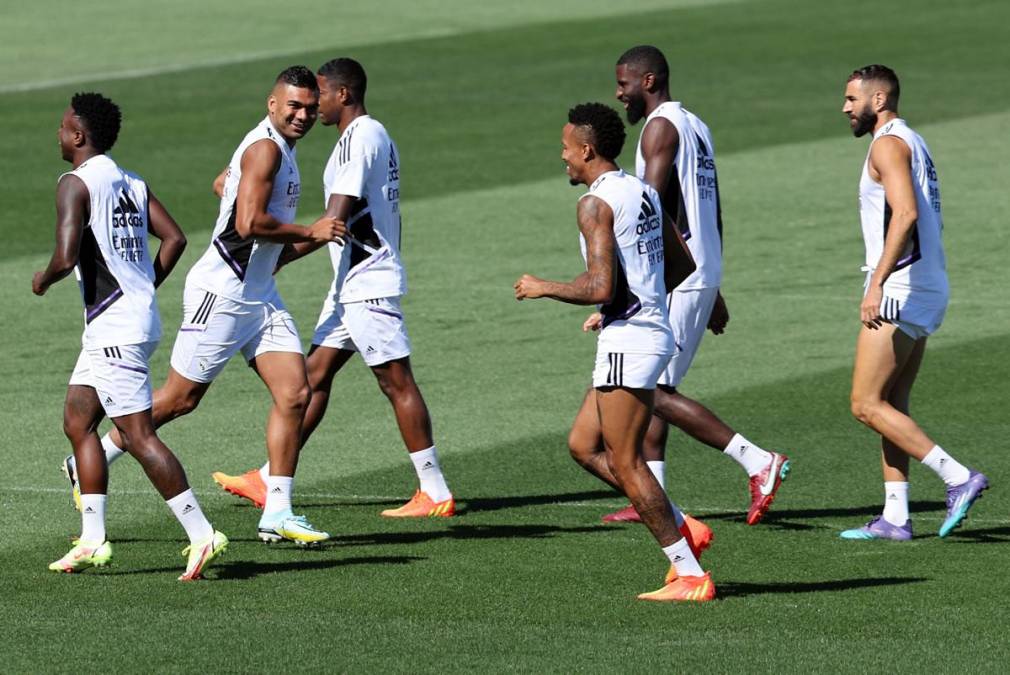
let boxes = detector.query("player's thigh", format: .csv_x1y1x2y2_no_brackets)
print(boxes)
595,386,654,456
253,350,310,407
569,387,603,456
109,408,160,447
63,383,105,436
887,336,927,412
851,323,919,402
305,344,356,390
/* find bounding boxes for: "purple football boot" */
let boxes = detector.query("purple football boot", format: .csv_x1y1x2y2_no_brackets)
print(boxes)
939,471,989,537
840,515,912,541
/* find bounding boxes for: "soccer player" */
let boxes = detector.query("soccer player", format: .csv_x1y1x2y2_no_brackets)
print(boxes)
212,58,454,518
839,65,988,540
62,67,343,545
515,102,715,602
597,45,790,526
35,93,227,580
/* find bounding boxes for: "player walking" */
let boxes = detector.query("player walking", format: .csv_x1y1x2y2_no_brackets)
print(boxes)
62,67,342,545
515,103,715,601
840,65,988,540
596,45,790,526
36,93,227,579
213,58,454,517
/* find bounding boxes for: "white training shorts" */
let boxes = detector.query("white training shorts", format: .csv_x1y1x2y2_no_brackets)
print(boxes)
878,293,947,340
170,284,303,383
593,350,670,390
658,287,719,388
70,341,158,418
311,296,412,367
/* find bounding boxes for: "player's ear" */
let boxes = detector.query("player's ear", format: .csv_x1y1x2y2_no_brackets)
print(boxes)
582,142,595,162
267,93,277,115
643,72,656,92
872,88,887,112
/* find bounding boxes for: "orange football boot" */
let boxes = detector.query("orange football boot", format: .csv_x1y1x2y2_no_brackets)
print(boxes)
665,514,714,584
639,572,716,602
380,490,455,517
211,469,266,508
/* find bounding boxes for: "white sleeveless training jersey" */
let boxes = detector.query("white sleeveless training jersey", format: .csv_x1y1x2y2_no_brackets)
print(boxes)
187,116,300,302
859,118,948,307
635,101,722,290
66,154,160,348
323,115,406,304
580,170,675,356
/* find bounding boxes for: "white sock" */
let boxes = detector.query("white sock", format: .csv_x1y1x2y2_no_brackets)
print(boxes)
79,494,107,543
101,434,127,465
921,445,971,487
166,489,213,543
645,460,685,526
662,537,704,578
723,433,773,477
882,481,910,525
409,446,451,502
263,475,294,517
259,463,270,482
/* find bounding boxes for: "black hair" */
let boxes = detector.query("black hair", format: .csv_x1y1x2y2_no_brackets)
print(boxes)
568,103,625,161
275,65,319,91
616,45,669,88
848,64,900,108
70,92,121,153
317,58,367,100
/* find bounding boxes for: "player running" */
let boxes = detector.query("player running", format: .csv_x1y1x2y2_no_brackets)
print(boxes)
36,93,227,580
61,67,342,546
595,45,790,526
839,65,988,540
212,58,454,517
515,103,715,602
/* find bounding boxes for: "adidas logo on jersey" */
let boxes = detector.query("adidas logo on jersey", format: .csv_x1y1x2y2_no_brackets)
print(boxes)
635,192,661,235
112,191,144,228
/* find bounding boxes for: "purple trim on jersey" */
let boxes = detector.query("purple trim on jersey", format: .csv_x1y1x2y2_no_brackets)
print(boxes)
213,237,246,280
86,288,124,322
179,327,206,332
110,362,149,375
365,305,403,320
344,247,391,283
601,301,642,329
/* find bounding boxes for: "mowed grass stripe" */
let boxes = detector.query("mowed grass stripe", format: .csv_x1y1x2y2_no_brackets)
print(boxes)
3,0,1009,258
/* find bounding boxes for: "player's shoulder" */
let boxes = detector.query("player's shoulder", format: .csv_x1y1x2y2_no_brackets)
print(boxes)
353,116,392,145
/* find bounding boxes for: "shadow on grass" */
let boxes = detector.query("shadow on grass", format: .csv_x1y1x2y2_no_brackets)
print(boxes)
696,500,947,524
945,526,1010,544
338,523,609,547
104,555,425,579
717,576,927,599
299,490,616,514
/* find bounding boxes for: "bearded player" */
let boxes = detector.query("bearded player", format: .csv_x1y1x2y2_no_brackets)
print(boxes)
839,65,988,540
598,45,790,526
515,102,715,601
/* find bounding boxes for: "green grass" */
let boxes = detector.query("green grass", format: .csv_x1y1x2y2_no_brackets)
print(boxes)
2,0,1010,672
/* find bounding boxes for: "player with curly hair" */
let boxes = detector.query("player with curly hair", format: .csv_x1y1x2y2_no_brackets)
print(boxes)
514,103,715,602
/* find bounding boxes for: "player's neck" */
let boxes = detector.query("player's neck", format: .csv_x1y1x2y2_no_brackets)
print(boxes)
583,160,620,187
338,105,367,133
872,110,899,134
643,91,671,118
71,147,103,169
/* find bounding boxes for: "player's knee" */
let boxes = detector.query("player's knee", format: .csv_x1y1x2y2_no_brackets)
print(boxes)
166,391,201,419
276,383,311,413
606,451,640,481
62,412,90,443
850,396,880,426
567,433,594,465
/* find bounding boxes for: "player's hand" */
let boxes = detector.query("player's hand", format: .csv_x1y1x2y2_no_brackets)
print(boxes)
708,291,729,335
308,216,346,243
582,312,603,332
32,271,48,296
861,285,884,329
514,274,545,301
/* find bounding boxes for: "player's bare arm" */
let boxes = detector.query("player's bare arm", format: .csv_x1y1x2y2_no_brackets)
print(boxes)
515,194,616,304
276,193,351,269
211,166,228,198
641,116,696,293
146,189,187,288
235,139,342,244
32,174,88,296
863,135,917,328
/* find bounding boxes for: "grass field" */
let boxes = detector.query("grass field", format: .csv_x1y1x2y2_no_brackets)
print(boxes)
2,0,1009,671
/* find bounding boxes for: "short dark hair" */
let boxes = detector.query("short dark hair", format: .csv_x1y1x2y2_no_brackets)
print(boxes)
848,64,900,108
274,65,319,91
568,103,625,161
317,58,368,100
616,45,669,88
70,92,121,153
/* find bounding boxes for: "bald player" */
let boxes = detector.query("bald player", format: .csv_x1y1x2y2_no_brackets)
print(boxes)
62,67,342,546
839,65,988,540
602,45,790,526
